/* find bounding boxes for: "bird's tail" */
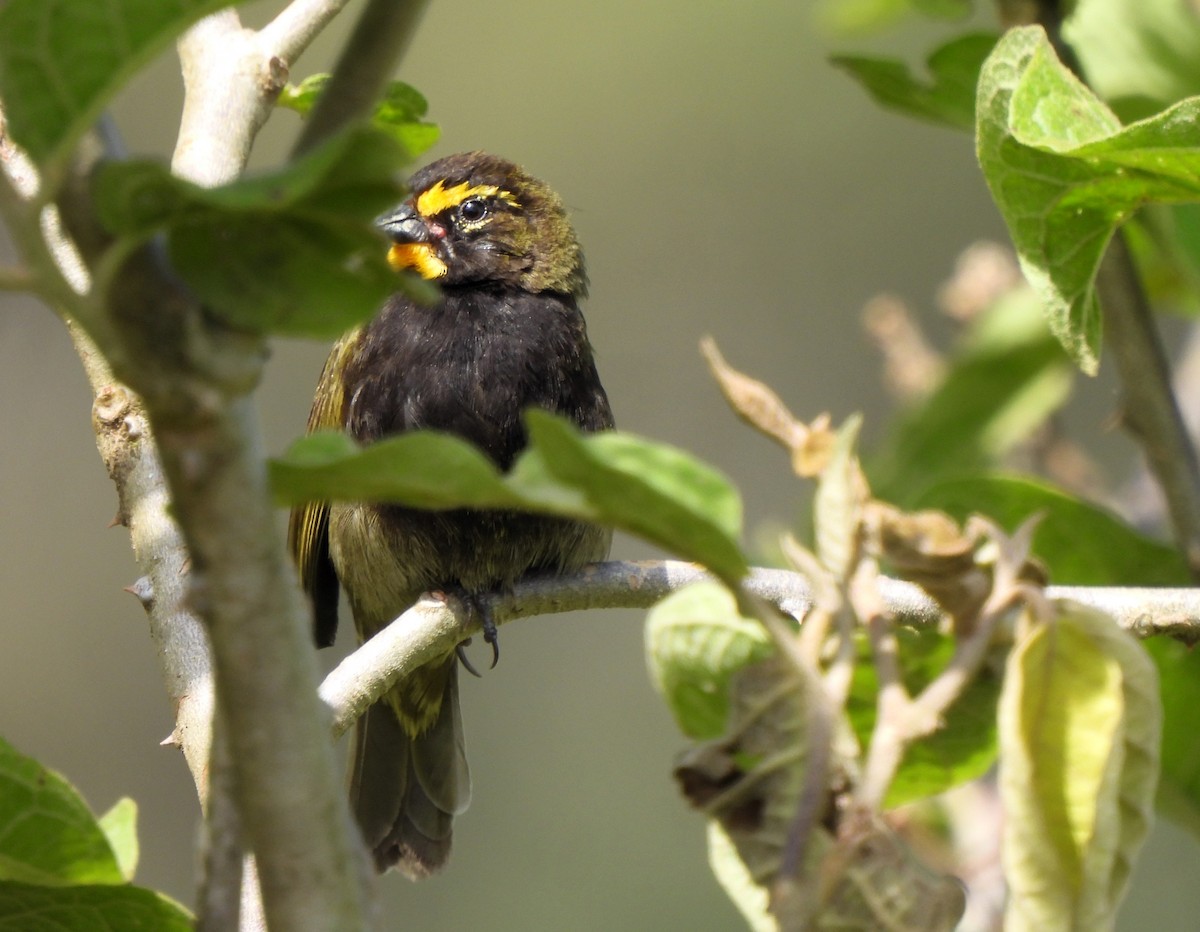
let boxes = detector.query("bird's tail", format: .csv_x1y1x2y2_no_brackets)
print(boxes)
349,663,471,876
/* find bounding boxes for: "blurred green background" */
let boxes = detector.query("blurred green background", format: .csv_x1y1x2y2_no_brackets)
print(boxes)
2,1,1198,928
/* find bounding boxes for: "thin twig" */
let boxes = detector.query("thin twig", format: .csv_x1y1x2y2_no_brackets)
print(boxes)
260,0,356,66
852,558,917,811
1096,234,1200,575
291,0,430,157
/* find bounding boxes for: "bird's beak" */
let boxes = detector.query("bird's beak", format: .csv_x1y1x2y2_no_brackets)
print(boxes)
377,203,448,280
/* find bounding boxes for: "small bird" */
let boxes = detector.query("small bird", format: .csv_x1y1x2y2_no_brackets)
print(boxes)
288,151,613,877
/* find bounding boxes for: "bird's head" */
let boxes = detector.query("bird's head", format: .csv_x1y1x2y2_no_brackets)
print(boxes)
377,151,586,297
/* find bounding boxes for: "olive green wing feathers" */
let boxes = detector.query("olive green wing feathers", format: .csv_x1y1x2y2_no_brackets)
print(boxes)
287,331,360,647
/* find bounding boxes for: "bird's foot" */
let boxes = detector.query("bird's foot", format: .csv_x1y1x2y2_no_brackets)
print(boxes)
454,593,500,678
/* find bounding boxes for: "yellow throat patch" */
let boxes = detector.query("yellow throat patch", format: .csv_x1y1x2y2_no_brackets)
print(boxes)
387,243,448,280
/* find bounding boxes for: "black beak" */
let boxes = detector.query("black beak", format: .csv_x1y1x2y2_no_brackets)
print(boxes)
376,203,433,244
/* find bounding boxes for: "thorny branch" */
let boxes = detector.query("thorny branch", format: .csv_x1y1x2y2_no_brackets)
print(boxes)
2,0,432,928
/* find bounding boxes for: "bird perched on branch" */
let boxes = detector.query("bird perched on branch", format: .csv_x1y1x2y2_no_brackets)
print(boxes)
288,151,613,877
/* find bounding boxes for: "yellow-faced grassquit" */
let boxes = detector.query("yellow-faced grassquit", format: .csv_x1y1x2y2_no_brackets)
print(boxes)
288,151,614,877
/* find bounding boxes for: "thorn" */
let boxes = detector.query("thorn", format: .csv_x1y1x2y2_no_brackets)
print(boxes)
160,730,181,748
108,508,128,529
124,576,154,609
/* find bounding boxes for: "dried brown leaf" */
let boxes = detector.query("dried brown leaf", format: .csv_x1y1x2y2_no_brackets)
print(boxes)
701,336,835,477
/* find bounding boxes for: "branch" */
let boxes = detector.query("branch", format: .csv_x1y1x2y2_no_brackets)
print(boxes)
318,558,1200,736
173,11,287,184
291,0,430,156
1096,235,1200,575
260,0,356,67
4,1,415,925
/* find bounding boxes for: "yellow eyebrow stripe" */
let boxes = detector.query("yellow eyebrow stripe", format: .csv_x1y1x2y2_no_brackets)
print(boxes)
415,180,520,217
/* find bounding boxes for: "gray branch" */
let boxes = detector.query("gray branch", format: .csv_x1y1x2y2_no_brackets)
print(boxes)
319,559,1200,737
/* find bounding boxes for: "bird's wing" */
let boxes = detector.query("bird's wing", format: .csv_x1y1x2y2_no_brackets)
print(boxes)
287,330,361,647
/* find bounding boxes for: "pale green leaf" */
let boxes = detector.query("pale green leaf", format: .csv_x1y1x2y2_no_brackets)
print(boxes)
96,799,137,884
999,603,1161,930
644,581,773,740
814,414,864,579
1065,0,1200,122
706,821,777,932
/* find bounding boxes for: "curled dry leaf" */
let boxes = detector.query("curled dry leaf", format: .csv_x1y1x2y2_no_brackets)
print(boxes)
674,655,817,888
700,336,835,478
869,503,991,623
798,810,965,932
675,655,964,930
867,505,1045,633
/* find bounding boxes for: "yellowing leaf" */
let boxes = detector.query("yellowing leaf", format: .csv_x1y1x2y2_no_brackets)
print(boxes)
999,602,1160,931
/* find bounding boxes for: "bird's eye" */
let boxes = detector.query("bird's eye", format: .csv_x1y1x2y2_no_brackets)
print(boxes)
457,198,489,224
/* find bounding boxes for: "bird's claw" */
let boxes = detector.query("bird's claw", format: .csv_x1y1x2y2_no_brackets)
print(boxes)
481,613,500,669
456,640,483,678
454,595,500,675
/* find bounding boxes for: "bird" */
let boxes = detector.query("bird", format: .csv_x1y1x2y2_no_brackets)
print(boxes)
287,151,614,877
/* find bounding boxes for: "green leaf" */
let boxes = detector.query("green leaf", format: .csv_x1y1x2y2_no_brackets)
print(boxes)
0,737,124,886
870,288,1074,504
1149,638,1200,837
705,821,777,932
915,474,1189,586
0,881,191,930
1065,0,1200,122
524,411,748,584
97,126,404,235
0,0,234,173
644,581,774,740
278,76,441,158
272,430,525,510
833,33,997,131
94,128,413,338
847,626,1000,808
169,214,399,337
815,0,968,34
272,412,749,583
999,604,1160,930
96,800,137,884
977,26,1200,373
